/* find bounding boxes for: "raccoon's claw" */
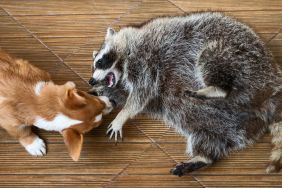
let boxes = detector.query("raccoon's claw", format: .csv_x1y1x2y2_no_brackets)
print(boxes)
106,124,123,142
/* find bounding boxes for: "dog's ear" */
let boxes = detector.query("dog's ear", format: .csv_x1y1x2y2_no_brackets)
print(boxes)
64,82,87,109
61,129,83,161
106,27,115,39
64,81,76,90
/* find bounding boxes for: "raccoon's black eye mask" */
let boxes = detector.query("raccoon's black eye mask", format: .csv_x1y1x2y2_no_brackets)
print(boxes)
95,50,117,70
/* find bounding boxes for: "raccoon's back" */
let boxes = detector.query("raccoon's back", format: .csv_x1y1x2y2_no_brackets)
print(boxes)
143,13,278,101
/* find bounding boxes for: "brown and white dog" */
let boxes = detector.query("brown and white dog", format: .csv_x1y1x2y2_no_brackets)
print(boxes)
0,51,113,161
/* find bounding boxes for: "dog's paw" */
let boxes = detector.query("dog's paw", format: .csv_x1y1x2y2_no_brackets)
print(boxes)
106,121,123,142
24,137,46,156
98,96,113,115
170,161,207,177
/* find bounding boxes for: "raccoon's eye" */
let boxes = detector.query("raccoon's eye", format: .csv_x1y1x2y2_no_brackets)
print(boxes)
96,51,116,70
97,59,102,65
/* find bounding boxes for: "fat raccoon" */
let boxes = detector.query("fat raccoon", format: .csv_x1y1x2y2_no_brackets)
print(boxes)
89,12,282,176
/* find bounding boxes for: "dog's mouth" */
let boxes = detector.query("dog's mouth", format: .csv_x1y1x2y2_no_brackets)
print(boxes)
105,72,116,87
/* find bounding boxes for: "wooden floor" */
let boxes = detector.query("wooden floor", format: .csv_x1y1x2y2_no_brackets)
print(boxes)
0,0,281,187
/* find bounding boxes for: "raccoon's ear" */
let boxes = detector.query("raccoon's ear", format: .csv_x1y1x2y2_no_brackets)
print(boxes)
92,50,98,58
106,27,115,39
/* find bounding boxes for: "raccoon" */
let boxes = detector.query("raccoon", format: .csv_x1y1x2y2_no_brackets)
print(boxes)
89,12,282,176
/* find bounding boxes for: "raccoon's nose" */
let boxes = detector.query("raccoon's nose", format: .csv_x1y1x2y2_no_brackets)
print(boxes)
89,77,98,86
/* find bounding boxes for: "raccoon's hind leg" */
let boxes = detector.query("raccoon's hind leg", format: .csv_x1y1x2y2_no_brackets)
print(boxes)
170,129,239,176
188,86,227,99
170,156,212,177
170,136,213,176
266,122,282,173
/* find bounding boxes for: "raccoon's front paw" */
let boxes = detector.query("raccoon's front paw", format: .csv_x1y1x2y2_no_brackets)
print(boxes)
24,137,46,156
106,121,123,142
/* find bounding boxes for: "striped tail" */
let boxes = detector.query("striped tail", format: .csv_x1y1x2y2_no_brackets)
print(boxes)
266,122,282,173
266,86,282,173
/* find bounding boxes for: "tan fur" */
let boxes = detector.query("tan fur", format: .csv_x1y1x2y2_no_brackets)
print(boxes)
267,121,282,173
62,129,83,161
0,51,111,160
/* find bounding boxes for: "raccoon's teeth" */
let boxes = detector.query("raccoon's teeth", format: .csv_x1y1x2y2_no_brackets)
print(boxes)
108,80,113,87
106,72,116,87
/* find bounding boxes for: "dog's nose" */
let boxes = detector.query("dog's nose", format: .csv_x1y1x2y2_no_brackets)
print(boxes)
98,96,114,115
88,77,97,86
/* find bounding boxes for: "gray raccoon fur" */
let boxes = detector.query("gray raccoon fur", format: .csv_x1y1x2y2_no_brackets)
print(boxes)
89,12,282,176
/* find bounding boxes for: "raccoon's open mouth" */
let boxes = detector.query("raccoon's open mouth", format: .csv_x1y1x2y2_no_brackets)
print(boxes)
105,72,116,87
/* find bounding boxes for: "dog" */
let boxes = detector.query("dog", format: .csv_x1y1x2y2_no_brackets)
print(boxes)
0,51,113,161
89,12,282,175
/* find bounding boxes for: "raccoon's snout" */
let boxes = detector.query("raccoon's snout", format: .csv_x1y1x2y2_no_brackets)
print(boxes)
89,77,98,86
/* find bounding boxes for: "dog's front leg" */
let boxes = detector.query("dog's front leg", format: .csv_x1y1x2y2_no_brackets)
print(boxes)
107,88,149,142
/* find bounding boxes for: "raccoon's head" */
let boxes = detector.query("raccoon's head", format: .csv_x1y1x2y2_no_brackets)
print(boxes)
89,27,128,88
89,27,138,106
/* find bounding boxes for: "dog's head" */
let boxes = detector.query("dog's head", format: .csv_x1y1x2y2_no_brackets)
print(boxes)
61,82,113,161
36,81,113,161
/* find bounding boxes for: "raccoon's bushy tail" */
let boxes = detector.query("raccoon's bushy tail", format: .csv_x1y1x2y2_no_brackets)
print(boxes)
267,122,282,173
266,87,282,173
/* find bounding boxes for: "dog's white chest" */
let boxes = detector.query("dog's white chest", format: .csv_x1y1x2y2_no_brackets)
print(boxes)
34,113,82,131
